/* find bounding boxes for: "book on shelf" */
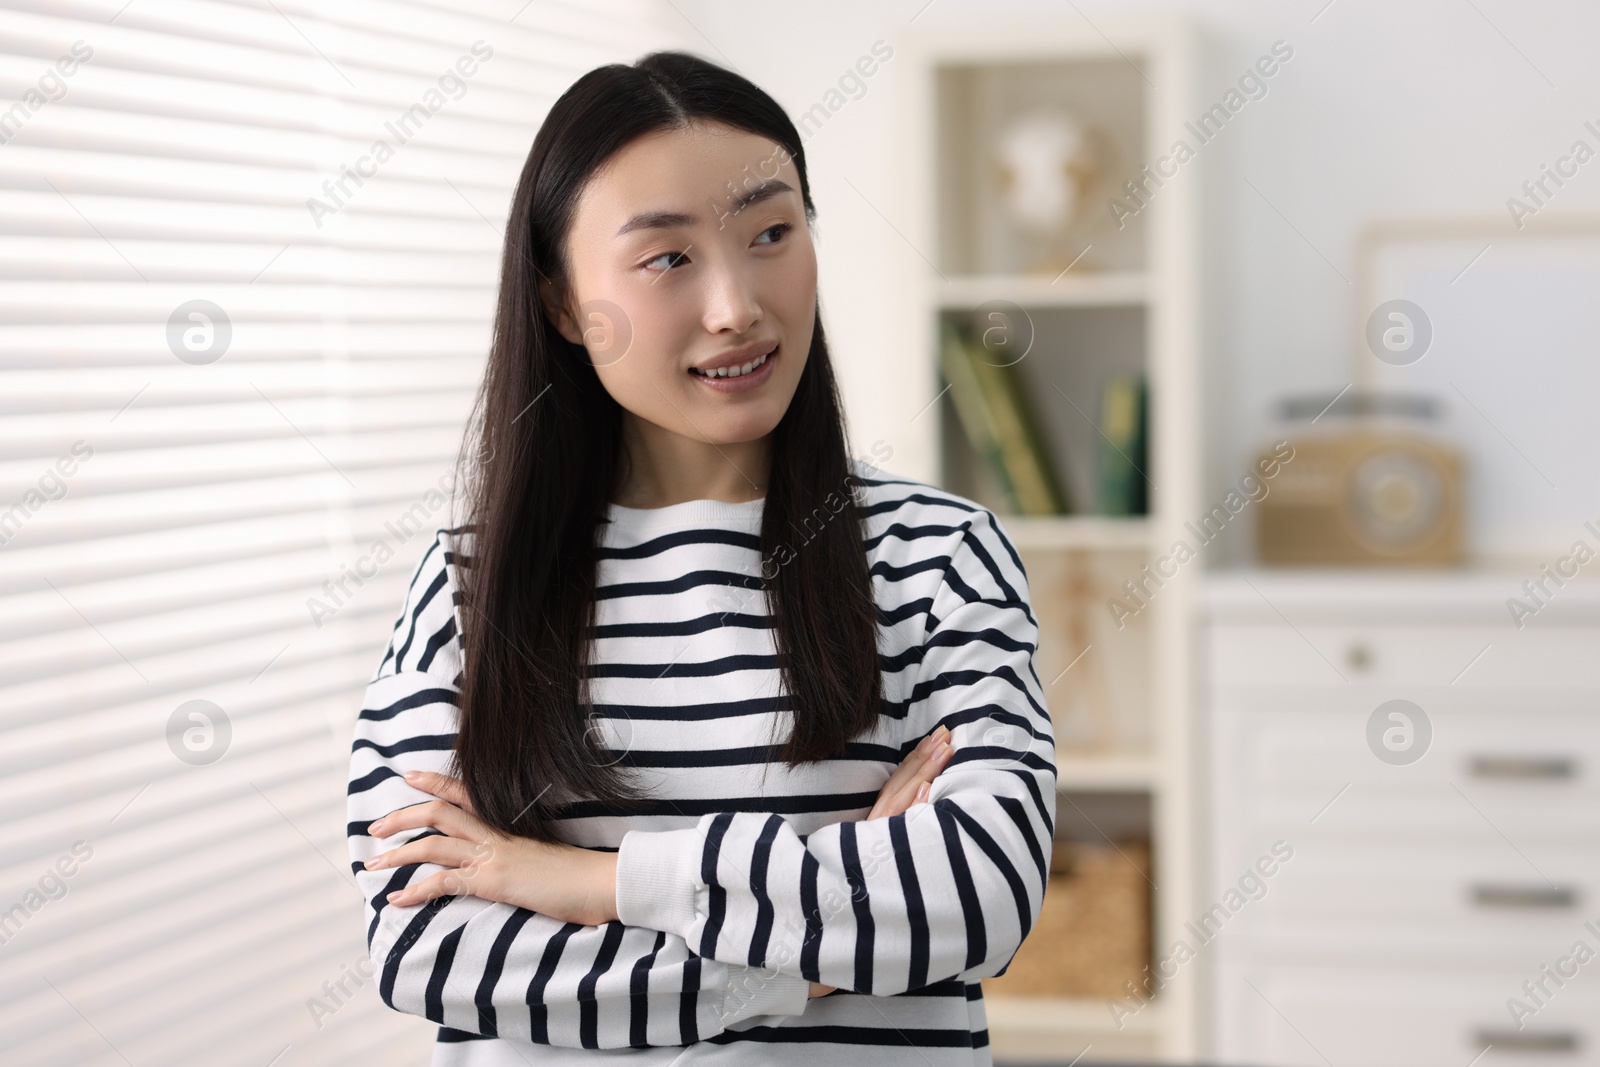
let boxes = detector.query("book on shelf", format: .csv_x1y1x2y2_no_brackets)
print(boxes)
1096,373,1148,516
939,322,1068,516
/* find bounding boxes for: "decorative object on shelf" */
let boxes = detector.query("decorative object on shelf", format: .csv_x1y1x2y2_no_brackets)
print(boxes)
939,321,1068,515
1096,373,1149,516
983,836,1151,998
990,108,1115,277
1352,217,1600,561
1023,548,1148,754
1256,390,1465,566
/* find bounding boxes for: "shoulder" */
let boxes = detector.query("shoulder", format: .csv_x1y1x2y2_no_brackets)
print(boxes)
848,456,986,526
848,458,1028,604
438,522,475,579
377,524,476,681
402,524,475,597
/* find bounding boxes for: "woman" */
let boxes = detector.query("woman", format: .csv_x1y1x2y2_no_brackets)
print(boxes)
346,50,1055,1066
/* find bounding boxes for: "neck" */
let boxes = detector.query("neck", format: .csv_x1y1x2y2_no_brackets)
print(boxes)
612,412,770,508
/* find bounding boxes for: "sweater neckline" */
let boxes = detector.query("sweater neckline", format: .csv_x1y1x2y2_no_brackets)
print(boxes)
604,495,765,528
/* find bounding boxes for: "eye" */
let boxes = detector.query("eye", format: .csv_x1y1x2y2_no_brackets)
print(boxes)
643,249,689,273
754,222,792,245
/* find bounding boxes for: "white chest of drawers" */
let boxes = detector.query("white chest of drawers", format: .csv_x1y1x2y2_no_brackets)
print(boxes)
1204,572,1600,1067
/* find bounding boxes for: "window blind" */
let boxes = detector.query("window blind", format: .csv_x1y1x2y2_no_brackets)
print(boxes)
0,2,679,1063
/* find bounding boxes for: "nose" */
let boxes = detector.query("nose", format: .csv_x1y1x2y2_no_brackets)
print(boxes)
700,256,761,336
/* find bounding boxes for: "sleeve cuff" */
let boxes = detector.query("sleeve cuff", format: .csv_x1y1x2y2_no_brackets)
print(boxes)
614,826,706,939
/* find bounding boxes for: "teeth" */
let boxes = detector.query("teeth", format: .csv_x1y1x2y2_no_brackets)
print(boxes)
697,350,770,378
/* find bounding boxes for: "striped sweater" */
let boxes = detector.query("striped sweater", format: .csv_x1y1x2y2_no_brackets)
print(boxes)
346,463,1057,1065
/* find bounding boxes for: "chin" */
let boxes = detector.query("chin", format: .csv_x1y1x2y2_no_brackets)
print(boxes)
700,410,786,445
684,388,797,443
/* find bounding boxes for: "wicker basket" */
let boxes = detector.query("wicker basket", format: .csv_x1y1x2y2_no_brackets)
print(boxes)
982,836,1151,999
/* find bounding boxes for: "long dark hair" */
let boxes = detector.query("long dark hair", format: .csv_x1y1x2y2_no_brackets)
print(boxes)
446,50,882,842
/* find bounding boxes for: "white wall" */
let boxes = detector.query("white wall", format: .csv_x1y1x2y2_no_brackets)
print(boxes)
675,0,1600,561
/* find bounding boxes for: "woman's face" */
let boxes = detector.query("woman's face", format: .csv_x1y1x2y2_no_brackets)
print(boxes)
547,121,817,447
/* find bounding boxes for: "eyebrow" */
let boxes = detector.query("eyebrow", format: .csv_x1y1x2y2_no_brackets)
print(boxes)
614,178,796,237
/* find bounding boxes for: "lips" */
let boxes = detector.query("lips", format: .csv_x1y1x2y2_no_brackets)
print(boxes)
688,344,779,393
690,349,773,379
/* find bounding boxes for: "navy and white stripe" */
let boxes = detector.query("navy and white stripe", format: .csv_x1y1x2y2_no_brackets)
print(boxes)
346,461,1057,1065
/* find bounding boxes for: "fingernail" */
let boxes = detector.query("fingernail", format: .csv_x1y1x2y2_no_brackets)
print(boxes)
368,819,386,834
916,782,930,802
386,890,404,903
404,770,421,780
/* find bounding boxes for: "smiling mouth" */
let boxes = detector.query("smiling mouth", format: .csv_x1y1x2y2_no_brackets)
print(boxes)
690,349,774,379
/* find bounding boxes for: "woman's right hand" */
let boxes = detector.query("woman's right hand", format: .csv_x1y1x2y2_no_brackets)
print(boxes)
808,724,954,998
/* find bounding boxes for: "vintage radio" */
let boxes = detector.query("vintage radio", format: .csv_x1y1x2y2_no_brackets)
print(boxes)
1256,393,1465,566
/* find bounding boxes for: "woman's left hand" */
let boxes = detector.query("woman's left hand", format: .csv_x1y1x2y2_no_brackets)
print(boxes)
364,770,618,926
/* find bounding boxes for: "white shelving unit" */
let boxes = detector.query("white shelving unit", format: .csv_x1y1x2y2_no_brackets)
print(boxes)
938,272,1151,309
1002,516,1153,553
1055,753,1161,792
891,18,1208,1062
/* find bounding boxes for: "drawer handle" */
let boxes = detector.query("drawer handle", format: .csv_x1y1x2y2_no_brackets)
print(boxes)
1470,755,1576,780
1473,1028,1581,1053
1471,884,1577,909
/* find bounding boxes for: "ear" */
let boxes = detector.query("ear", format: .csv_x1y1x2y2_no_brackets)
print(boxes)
538,275,582,345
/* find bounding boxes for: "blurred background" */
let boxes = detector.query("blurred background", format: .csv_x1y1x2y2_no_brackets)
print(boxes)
3,0,1598,1064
